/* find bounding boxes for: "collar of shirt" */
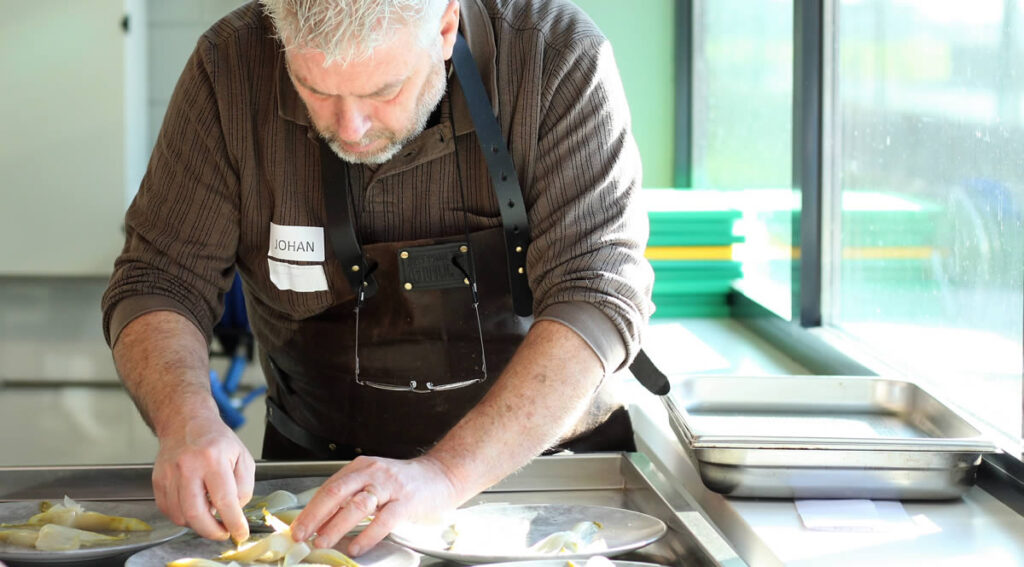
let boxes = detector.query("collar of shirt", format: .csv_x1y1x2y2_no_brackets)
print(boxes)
273,0,498,138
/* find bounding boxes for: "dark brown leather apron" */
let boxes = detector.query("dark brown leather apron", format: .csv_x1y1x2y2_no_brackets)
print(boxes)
260,34,662,460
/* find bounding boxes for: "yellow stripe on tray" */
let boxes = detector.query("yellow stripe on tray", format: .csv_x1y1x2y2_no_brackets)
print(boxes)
789,246,936,260
843,246,936,260
644,245,734,260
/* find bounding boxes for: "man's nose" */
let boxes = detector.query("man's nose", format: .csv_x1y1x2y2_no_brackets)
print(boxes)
335,100,372,143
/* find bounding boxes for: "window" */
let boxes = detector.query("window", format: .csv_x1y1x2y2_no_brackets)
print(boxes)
829,0,1024,442
691,0,795,318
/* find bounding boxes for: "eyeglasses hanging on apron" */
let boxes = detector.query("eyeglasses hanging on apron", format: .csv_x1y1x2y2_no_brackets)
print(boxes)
317,32,535,396
323,33,669,396
320,138,490,393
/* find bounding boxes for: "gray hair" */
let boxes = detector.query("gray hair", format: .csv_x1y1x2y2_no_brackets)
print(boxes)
260,0,449,66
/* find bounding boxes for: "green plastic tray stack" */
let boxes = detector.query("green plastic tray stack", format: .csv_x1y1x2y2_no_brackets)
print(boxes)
643,190,744,318
756,188,942,322
834,190,943,322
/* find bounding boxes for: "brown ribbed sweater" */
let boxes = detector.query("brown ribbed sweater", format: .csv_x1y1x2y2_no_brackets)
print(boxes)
102,0,653,374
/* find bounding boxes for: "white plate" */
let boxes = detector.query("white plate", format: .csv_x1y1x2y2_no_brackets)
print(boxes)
246,477,328,532
0,500,187,564
244,477,371,534
480,562,665,567
249,477,328,502
125,533,419,567
388,504,667,564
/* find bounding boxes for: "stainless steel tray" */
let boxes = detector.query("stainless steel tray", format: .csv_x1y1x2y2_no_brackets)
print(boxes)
0,454,740,566
663,375,999,499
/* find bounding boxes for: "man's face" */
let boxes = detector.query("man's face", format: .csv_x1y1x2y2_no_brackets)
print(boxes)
287,25,447,165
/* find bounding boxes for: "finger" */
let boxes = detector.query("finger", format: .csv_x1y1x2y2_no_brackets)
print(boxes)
234,451,256,507
179,474,229,540
206,464,249,543
152,468,184,526
291,476,362,542
313,488,381,550
347,500,400,557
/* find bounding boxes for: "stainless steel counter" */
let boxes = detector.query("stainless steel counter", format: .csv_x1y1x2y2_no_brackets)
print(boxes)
630,395,1024,567
0,453,739,567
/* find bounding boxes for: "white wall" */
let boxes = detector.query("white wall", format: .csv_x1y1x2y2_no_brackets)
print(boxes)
145,0,248,154
0,1,128,276
123,0,148,208
0,1,248,276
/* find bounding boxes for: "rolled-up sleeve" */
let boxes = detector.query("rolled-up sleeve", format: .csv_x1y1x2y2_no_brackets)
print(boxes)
526,36,655,374
102,38,239,347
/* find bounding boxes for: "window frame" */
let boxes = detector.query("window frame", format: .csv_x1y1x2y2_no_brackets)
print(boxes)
682,0,1024,513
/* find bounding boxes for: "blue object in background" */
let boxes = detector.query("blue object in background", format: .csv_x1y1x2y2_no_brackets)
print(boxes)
210,273,265,429
210,355,265,429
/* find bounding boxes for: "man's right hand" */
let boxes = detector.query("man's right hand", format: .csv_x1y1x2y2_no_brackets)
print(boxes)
111,311,255,543
152,413,255,543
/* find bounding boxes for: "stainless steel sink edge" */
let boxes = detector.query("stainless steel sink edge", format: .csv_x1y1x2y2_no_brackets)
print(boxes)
631,407,781,567
624,453,748,567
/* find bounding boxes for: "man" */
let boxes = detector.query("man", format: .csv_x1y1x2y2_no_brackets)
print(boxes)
102,0,653,556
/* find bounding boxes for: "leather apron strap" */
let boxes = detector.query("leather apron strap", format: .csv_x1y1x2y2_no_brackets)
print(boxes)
452,34,669,396
320,139,378,298
450,33,532,317
265,397,357,460
454,32,668,395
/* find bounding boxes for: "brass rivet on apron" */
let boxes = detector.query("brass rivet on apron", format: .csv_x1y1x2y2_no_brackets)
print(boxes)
328,443,336,451
464,277,470,285
459,245,468,253
518,267,525,274
515,246,523,253
350,265,360,272
404,282,413,290
400,251,409,259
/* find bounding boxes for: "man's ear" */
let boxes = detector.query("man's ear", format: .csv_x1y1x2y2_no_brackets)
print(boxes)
439,0,460,61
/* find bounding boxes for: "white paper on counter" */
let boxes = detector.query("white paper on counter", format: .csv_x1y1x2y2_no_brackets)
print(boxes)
795,499,912,532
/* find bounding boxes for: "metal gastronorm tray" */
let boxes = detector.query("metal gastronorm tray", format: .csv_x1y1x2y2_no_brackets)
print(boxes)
663,375,998,499
0,454,732,567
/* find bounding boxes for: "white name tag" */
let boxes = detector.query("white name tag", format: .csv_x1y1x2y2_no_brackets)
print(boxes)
267,258,329,292
268,222,325,262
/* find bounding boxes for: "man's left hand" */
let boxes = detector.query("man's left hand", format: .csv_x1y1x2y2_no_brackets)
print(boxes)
290,454,461,556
